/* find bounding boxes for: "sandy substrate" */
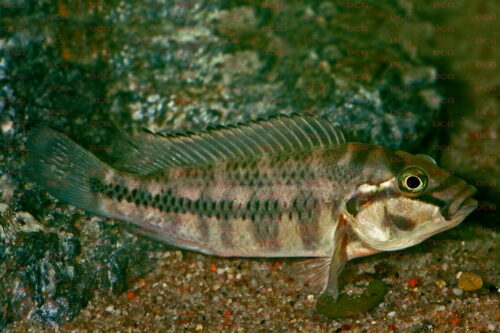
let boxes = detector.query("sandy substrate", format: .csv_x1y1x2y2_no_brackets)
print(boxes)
7,222,498,332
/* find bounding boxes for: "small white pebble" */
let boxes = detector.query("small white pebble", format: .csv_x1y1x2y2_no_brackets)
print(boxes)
105,305,114,312
453,288,464,296
217,268,225,275
236,273,242,279
456,271,463,279
1,121,13,134
147,94,160,103
0,203,8,213
436,305,446,311
387,311,396,318
488,324,495,331
195,324,203,331
307,295,314,301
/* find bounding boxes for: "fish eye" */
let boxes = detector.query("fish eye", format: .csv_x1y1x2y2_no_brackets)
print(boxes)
397,167,428,196
405,176,421,189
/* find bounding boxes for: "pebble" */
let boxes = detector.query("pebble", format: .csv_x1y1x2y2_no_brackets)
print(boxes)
436,305,446,311
0,203,8,213
147,94,160,103
458,272,483,291
435,280,447,288
453,288,464,296
1,121,13,134
195,324,203,331
387,311,397,318
407,278,418,288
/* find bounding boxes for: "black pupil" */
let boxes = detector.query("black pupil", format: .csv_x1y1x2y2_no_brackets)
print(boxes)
406,176,421,189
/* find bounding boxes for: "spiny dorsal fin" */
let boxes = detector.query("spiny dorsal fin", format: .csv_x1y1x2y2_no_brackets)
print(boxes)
110,114,346,175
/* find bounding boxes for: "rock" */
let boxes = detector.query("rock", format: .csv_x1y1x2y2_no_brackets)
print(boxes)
435,280,447,288
457,272,483,291
452,288,464,296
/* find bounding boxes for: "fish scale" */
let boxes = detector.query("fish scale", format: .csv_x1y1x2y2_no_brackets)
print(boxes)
87,150,344,257
25,114,478,300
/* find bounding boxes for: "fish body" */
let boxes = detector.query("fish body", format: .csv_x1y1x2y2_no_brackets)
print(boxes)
25,115,477,299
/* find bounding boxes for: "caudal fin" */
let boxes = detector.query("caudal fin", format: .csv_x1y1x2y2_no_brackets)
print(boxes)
25,126,110,212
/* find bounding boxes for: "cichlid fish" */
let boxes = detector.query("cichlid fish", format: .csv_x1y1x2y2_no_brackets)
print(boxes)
25,115,477,300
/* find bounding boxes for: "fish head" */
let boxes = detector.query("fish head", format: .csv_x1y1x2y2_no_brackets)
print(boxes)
343,149,477,252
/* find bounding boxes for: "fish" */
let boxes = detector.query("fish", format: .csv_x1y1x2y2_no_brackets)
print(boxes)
24,115,477,300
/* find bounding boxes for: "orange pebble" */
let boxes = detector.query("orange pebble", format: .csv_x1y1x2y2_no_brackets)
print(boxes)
450,317,459,325
408,278,418,288
224,310,232,317
210,264,217,272
126,291,136,299
140,279,147,287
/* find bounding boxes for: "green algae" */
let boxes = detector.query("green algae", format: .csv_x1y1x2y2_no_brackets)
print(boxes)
316,279,388,318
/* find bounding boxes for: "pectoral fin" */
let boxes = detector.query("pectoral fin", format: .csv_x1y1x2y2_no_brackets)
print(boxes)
322,230,348,301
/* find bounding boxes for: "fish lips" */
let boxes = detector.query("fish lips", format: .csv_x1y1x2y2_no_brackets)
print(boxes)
443,184,478,221
413,190,477,247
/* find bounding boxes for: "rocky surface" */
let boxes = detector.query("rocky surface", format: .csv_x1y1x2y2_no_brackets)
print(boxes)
0,0,497,331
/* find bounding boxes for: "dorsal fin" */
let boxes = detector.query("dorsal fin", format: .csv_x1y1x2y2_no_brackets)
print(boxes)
109,114,346,175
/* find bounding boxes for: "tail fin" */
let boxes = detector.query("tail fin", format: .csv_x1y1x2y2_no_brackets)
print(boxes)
25,126,110,212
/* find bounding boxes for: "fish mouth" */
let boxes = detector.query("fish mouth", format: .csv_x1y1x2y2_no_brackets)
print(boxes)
449,197,477,223
426,195,477,240
444,185,478,221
